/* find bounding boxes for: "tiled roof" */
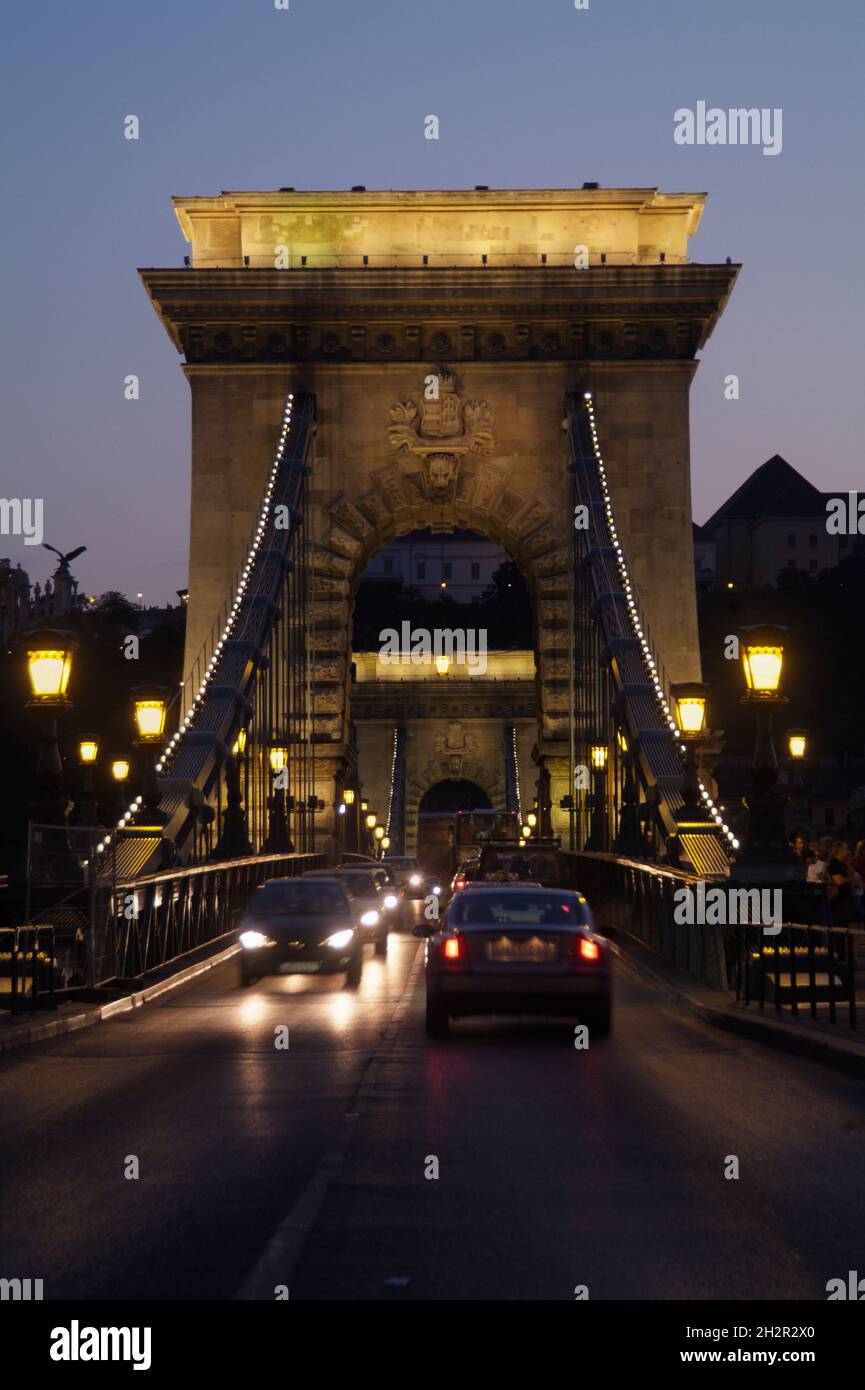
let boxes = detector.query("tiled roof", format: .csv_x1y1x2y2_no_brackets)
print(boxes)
703,455,828,529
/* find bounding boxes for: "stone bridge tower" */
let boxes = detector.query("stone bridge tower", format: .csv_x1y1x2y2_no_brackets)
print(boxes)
140,187,738,830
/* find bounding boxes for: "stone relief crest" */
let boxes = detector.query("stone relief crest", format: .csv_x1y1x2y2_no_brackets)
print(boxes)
434,722,478,756
388,367,493,503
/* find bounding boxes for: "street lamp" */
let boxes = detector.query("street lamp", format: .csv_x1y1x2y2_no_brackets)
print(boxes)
527,812,537,830
382,835,391,851
435,654,450,676
131,686,168,827
374,824,385,857
343,788,355,805
79,737,99,765
670,682,711,825
787,729,807,760
232,727,247,756
24,629,77,826
365,813,377,830
587,744,609,850
111,758,130,783
740,626,785,696
264,744,292,853
25,630,76,704
734,626,800,877
77,736,100,826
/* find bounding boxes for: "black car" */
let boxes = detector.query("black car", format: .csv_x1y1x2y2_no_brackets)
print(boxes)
303,867,390,954
476,841,562,887
418,883,611,1038
238,877,363,987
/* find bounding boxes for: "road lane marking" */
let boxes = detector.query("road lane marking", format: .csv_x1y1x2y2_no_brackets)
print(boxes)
234,939,425,1299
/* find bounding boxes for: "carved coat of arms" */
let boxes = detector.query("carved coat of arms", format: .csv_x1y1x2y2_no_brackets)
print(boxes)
388,368,493,501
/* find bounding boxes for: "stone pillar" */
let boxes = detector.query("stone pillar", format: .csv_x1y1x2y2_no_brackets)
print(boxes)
590,362,702,685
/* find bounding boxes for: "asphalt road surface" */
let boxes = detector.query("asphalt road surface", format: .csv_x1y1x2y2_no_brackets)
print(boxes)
2,918,864,1301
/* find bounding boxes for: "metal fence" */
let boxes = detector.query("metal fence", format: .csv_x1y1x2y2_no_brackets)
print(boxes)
560,851,861,1029
0,925,60,1011
9,848,326,1005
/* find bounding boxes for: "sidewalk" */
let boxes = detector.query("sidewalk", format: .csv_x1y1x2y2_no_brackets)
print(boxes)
614,929,865,1078
0,937,239,1054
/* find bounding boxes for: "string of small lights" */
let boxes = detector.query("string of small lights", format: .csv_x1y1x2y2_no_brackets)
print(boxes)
94,393,296,857
583,391,738,852
511,725,522,823
384,725,398,838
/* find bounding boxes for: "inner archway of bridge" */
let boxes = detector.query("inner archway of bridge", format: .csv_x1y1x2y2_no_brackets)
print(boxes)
348,523,542,856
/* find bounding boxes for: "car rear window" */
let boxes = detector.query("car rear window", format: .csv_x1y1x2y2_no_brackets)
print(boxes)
251,882,350,914
453,892,587,927
337,872,377,893
478,851,559,882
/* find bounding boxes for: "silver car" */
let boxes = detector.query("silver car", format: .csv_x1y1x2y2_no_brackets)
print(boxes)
417,884,611,1038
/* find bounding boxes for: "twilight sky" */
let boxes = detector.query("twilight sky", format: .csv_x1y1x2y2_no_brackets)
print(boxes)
1,0,862,605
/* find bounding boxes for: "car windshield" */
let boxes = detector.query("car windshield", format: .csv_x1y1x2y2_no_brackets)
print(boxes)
480,852,558,882
250,882,349,915
453,892,587,927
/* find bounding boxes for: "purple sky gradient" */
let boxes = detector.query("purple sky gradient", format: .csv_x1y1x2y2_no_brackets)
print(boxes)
2,0,862,604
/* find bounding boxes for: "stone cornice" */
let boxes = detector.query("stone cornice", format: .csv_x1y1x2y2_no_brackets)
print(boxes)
140,264,738,363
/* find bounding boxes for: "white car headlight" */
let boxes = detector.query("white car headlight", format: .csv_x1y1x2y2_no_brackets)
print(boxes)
325,929,354,950
432,885,441,895
360,910,379,927
409,873,422,887
240,930,266,949
383,894,399,909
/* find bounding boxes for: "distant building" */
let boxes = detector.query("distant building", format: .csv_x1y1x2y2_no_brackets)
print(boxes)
700,455,854,588
0,556,84,642
692,522,716,588
363,528,507,601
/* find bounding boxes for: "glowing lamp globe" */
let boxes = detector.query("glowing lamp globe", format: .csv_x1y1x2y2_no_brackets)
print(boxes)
111,759,130,782
269,747,288,772
132,687,168,743
671,682,709,736
25,630,77,704
740,626,786,696
79,738,99,765
787,730,807,760
590,744,608,771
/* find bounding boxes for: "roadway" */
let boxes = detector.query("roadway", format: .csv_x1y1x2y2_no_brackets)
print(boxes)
1,914,864,1301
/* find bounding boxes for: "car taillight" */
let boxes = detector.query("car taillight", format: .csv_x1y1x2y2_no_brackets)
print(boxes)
440,936,466,963
454,878,465,891
579,938,600,962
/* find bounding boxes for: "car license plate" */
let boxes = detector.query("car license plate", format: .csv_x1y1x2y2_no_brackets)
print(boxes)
279,961,320,973
486,936,556,963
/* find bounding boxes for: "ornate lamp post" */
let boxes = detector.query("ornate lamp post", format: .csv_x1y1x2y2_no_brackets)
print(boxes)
131,686,168,827
374,824,385,858
25,629,77,826
785,727,812,844
111,757,130,822
77,736,100,826
586,743,608,851
264,745,292,853
733,626,801,878
612,722,646,859
670,683,711,820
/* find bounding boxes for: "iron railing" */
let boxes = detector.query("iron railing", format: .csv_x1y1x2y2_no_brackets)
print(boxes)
561,851,861,1029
